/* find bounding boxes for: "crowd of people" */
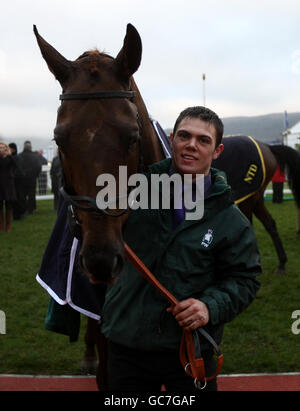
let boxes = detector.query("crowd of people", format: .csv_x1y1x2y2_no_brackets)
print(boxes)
0,140,62,233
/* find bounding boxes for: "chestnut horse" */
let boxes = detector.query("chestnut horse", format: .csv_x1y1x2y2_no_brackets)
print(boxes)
34,24,164,284
34,24,164,387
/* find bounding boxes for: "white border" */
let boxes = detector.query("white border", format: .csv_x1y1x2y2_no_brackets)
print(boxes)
0,374,96,378
36,274,67,306
220,372,300,377
36,238,100,321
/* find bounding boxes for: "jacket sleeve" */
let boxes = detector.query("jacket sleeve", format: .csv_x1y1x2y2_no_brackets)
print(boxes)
199,213,261,326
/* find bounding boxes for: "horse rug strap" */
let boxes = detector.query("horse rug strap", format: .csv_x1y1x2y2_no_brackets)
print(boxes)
212,135,265,204
124,243,224,387
151,119,172,159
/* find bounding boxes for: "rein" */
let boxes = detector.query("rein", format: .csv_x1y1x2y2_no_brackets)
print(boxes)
124,243,224,389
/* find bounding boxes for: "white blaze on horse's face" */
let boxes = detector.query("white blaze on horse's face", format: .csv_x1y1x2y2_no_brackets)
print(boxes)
86,128,97,142
171,118,224,177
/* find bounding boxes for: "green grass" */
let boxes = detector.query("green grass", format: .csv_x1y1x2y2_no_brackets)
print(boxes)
222,199,300,374
0,199,300,375
0,201,87,375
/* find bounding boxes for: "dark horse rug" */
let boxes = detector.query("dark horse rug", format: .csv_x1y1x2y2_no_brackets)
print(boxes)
212,135,266,204
36,119,172,340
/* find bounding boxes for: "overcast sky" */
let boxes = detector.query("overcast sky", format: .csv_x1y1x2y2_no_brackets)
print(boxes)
1,0,300,141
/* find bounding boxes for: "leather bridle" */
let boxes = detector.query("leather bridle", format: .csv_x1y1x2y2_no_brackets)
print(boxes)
59,90,136,101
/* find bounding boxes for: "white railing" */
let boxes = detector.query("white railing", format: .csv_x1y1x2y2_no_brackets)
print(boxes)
264,189,291,196
36,165,54,200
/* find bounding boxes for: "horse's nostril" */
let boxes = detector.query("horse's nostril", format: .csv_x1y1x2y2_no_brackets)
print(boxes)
79,245,124,284
112,254,124,276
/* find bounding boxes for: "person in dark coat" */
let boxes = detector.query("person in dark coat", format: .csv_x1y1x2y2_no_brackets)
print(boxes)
8,143,27,220
18,141,41,214
0,142,16,232
50,151,62,211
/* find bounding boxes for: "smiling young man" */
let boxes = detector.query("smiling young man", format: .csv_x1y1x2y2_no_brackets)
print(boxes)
101,106,261,392
170,111,224,177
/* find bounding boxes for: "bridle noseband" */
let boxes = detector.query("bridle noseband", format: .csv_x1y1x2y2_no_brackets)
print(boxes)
59,89,141,229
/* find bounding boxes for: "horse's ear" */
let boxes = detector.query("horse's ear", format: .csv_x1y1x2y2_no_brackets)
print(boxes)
33,25,72,86
114,24,142,80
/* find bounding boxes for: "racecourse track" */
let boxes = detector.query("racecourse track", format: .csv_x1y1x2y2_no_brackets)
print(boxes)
0,373,300,391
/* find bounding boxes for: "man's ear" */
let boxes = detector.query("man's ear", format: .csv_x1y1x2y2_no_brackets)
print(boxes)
169,132,174,142
213,143,224,160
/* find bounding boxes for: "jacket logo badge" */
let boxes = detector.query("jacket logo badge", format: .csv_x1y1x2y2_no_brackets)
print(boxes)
201,229,213,248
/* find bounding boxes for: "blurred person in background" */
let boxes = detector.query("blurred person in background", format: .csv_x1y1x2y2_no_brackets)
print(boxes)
50,150,62,212
0,142,16,232
8,143,26,220
271,164,285,204
18,141,41,214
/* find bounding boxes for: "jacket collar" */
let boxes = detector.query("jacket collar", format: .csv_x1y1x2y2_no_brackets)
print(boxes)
147,158,232,204
147,159,233,234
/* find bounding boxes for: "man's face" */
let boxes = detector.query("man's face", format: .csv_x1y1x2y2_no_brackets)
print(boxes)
171,117,223,177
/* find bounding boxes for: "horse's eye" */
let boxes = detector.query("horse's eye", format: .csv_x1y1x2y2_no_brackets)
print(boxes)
127,134,139,150
53,133,67,151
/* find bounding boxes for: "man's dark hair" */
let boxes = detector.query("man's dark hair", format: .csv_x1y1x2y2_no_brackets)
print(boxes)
23,141,32,151
173,106,224,147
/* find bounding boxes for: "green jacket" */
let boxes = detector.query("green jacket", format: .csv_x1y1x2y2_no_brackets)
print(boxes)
101,159,261,351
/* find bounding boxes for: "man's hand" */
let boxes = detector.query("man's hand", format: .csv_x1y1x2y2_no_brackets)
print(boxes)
166,298,209,331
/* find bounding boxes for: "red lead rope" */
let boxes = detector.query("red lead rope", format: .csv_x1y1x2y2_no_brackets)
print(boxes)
124,242,223,387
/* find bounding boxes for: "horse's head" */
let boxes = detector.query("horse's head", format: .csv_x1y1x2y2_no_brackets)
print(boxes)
34,24,143,284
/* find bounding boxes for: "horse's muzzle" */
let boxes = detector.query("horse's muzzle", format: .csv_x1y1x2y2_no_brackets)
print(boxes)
79,245,124,285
